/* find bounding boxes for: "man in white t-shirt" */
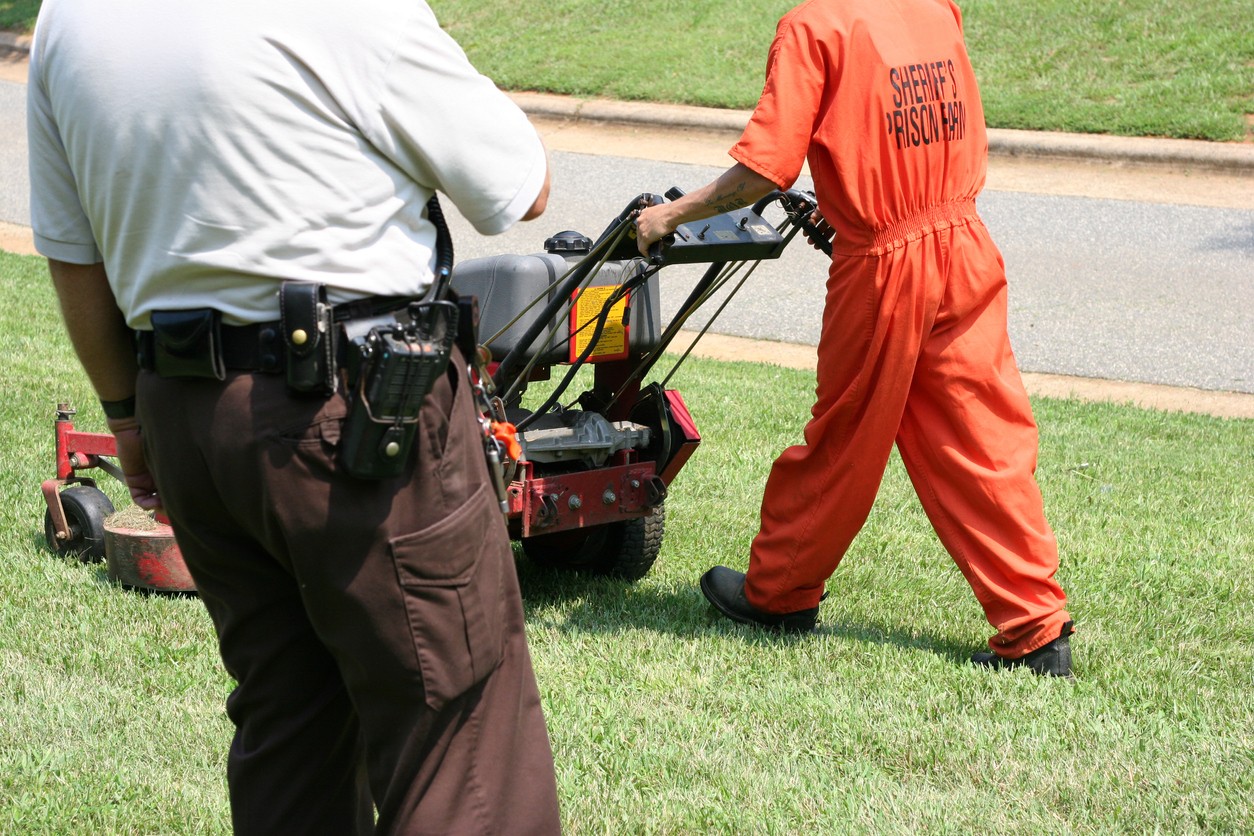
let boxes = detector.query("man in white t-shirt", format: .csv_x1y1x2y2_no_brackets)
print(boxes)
28,1,561,831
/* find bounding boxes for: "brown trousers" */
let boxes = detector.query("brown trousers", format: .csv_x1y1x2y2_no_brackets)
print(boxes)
137,354,560,834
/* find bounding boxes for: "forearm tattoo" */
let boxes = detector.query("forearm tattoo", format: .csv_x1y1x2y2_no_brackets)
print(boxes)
705,181,751,214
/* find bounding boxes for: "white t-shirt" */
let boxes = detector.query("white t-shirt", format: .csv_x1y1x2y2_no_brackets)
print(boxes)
27,0,548,326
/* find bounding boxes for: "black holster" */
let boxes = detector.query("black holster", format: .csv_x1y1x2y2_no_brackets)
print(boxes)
280,282,337,395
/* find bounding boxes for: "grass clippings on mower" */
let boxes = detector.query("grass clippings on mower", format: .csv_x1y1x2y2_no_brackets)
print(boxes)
105,505,161,531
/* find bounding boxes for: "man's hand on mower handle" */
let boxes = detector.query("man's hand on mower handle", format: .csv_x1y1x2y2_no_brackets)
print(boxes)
804,210,835,253
635,163,778,259
106,416,163,512
634,203,675,259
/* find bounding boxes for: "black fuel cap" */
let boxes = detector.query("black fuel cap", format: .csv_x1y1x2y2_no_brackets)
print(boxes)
543,230,592,253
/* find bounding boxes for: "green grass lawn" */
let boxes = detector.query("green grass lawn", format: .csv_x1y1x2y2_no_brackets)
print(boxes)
0,0,35,31
3,247,1252,831
438,0,1254,142
3,0,1251,141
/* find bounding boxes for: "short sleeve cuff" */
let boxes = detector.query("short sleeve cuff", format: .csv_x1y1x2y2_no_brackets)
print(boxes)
467,144,548,236
728,145,795,192
33,233,102,265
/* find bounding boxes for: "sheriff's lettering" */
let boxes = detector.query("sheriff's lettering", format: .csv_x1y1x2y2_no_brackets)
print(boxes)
884,59,967,150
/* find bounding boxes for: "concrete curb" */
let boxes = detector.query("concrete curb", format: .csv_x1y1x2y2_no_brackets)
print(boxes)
0,30,30,51
985,127,1254,173
5,30,1250,173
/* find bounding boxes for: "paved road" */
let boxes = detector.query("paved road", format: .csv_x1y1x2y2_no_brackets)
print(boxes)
3,70,1252,395
0,79,27,226
439,151,1254,394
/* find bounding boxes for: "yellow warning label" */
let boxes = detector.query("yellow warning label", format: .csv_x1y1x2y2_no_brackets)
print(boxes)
569,285,629,363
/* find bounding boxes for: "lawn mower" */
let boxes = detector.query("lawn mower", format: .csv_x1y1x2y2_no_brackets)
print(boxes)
450,186,827,580
41,403,195,593
39,186,826,590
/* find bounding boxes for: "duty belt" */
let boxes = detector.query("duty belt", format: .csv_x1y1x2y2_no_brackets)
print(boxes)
136,294,417,375
135,320,283,373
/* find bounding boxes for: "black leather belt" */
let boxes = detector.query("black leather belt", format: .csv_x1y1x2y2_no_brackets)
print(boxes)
136,321,286,373
136,295,416,374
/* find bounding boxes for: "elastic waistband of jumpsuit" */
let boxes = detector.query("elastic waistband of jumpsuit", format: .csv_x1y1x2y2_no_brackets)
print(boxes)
835,198,980,257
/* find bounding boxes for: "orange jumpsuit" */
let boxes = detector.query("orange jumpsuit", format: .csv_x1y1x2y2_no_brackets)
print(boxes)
731,0,1070,657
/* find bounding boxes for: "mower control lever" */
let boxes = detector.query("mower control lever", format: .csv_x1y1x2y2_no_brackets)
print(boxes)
647,238,670,266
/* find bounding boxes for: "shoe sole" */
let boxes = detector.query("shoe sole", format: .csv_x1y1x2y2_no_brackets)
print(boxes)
971,650,1074,679
699,573,816,633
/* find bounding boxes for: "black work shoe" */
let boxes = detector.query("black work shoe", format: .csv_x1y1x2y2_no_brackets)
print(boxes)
699,566,819,633
972,621,1075,678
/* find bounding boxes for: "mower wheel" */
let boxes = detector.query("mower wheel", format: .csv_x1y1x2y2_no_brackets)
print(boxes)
44,485,115,564
522,502,666,582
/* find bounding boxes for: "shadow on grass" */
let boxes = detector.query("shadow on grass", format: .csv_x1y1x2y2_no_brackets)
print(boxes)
815,618,975,666
90,566,200,599
515,557,975,665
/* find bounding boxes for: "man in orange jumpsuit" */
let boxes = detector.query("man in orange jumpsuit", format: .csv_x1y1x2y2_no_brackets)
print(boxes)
636,0,1074,676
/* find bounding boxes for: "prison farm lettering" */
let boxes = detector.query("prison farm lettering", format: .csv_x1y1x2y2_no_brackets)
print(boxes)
884,59,967,151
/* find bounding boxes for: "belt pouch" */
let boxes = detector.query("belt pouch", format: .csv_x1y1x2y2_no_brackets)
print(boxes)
149,309,226,380
280,281,336,395
340,302,458,480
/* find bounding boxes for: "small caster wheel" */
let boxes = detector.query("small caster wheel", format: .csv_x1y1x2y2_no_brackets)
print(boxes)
44,485,115,564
